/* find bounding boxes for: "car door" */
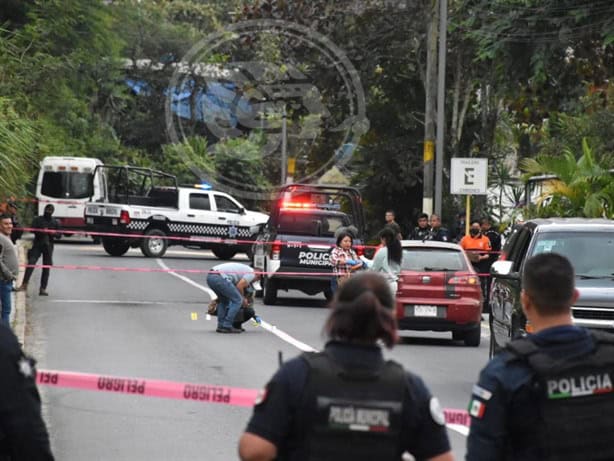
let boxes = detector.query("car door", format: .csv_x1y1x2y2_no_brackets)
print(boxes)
491,225,533,346
212,193,245,239
180,192,219,240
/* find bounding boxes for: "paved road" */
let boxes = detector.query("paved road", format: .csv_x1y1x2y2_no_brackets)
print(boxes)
25,241,491,460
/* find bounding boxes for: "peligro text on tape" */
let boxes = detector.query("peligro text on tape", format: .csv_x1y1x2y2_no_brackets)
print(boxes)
36,368,471,427
37,369,258,407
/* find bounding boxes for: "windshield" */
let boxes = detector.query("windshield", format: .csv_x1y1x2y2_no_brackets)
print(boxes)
41,171,92,199
277,212,349,237
530,231,614,278
402,248,468,271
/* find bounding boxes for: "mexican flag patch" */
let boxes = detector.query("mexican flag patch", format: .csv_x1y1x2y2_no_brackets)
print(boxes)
469,399,486,419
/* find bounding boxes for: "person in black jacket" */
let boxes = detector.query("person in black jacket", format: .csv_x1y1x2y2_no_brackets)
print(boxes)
239,272,453,461
408,213,431,240
0,323,55,460
16,204,59,296
5,202,22,244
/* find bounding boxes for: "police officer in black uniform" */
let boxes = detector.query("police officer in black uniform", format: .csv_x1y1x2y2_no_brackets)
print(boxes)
479,217,501,312
466,252,614,461
0,323,55,460
408,213,431,240
426,214,451,242
239,272,453,461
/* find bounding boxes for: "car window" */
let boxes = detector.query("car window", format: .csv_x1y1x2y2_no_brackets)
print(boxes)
529,231,614,277
277,212,349,237
214,195,240,213
509,228,532,272
401,248,468,271
189,193,211,211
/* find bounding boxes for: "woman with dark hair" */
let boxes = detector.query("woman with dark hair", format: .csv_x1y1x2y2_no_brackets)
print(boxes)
239,272,453,461
329,230,363,292
371,227,403,295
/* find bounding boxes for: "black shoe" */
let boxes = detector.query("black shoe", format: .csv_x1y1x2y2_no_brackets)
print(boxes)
232,324,246,332
39,289,49,296
216,327,243,334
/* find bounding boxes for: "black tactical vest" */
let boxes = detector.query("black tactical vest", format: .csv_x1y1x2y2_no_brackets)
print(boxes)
506,330,614,461
293,351,406,461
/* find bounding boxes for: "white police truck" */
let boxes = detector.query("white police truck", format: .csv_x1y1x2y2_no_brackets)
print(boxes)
84,165,268,259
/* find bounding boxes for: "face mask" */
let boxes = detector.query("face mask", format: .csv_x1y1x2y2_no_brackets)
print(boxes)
44,212,52,219
470,228,479,236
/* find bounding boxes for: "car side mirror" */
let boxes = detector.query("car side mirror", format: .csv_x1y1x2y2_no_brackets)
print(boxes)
491,260,519,279
239,207,246,215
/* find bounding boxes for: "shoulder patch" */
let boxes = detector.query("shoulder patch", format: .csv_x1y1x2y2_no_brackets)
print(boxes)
254,386,268,406
472,384,492,401
469,398,486,419
429,397,445,426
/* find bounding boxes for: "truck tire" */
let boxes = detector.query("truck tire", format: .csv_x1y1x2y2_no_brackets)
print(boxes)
263,277,278,305
212,245,237,260
102,238,130,257
141,228,168,258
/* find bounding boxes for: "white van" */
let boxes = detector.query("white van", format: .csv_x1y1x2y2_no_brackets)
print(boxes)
36,156,104,236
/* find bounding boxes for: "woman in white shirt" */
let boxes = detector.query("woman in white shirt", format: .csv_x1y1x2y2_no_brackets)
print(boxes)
371,227,402,295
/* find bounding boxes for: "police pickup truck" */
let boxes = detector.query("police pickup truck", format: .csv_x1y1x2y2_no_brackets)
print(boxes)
252,184,366,305
84,165,268,259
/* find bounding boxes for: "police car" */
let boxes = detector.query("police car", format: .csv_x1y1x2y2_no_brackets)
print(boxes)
252,184,366,304
84,165,268,259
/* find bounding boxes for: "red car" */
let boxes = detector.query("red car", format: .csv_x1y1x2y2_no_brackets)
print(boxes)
395,240,483,346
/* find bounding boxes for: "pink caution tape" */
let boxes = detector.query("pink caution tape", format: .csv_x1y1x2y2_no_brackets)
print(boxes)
37,369,259,407
36,368,472,427
443,408,471,427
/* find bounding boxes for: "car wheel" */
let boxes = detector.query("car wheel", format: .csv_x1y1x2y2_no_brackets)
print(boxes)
102,237,130,257
212,245,237,260
263,277,278,305
140,229,168,258
464,326,481,347
452,330,464,341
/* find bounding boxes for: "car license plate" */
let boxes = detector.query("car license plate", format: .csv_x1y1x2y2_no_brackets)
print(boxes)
414,305,438,317
86,205,101,216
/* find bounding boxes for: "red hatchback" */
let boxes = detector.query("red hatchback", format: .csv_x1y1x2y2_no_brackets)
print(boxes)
395,240,483,346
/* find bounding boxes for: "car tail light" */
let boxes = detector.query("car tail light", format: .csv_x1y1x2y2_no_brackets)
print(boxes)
271,240,281,260
355,245,364,257
448,274,479,285
119,210,131,225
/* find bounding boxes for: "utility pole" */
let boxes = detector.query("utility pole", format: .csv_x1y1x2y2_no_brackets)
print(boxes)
435,0,447,216
281,105,287,184
423,0,439,216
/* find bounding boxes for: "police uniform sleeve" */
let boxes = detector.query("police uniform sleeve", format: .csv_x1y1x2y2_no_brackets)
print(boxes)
404,373,451,460
244,357,309,448
465,357,509,461
0,326,54,460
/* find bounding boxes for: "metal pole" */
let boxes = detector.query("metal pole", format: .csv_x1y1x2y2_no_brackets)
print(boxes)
281,105,287,184
435,0,447,216
422,0,439,216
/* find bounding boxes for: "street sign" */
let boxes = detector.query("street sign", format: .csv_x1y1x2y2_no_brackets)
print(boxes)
450,158,488,195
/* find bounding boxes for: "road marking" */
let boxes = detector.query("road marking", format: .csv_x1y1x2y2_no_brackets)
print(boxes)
156,259,217,298
157,258,467,436
191,312,198,321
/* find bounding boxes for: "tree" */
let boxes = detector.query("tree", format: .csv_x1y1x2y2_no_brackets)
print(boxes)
520,138,613,218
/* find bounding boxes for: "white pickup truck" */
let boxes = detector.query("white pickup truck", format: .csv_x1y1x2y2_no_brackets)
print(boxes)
84,166,268,259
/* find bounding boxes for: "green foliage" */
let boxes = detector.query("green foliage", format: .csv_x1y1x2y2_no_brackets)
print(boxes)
160,136,214,185
0,98,38,198
521,138,613,218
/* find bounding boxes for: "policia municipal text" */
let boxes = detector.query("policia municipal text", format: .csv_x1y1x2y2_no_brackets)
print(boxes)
239,272,453,461
466,252,614,461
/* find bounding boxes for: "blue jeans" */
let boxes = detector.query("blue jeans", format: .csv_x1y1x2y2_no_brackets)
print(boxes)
0,280,12,326
206,273,242,329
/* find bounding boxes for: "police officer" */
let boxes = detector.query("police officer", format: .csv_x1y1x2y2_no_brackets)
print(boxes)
426,214,451,242
466,253,614,461
239,272,453,461
17,204,59,296
408,213,431,240
0,323,55,460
